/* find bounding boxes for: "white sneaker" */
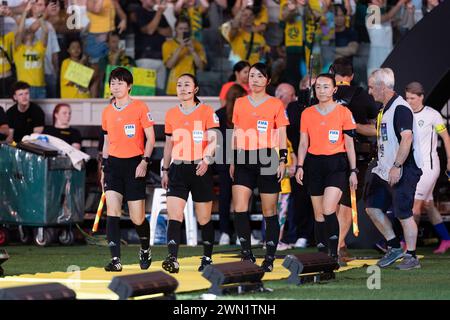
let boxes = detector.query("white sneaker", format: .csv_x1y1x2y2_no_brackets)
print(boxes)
294,238,308,248
219,233,230,245
277,242,292,251
235,234,260,246
251,234,260,245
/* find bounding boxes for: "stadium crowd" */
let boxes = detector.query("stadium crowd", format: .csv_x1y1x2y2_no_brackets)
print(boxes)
0,0,444,98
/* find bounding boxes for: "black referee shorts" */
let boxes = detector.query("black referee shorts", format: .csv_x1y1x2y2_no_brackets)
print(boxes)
232,149,281,194
305,153,348,196
104,156,147,201
167,162,214,202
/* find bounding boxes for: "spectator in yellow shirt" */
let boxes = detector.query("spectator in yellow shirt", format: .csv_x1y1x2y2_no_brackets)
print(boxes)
13,1,48,99
226,6,269,65
86,0,127,97
60,39,91,99
232,0,269,33
0,5,14,98
174,0,210,41
162,17,206,95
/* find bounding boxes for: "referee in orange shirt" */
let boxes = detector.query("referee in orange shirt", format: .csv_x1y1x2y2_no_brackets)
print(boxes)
101,67,156,272
295,73,357,264
231,63,290,272
161,73,219,273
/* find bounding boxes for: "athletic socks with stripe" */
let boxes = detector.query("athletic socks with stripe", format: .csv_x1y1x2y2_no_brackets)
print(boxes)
106,216,121,260
234,212,252,252
314,220,328,253
134,219,150,251
200,220,214,258
264,215,280,257
324,213,340,257
167,220,182,258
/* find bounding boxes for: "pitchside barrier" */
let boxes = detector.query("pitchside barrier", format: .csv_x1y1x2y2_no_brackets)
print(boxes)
0,97,222,126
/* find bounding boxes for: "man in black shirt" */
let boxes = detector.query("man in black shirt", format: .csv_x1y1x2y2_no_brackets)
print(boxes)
6,81,45,143
0,106,9,141
134,0,172,95
331,58,379,261
283,76,317,248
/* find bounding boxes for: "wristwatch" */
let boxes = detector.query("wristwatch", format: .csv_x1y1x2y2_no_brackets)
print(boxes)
142,156,151,164
393,162,402,169
350,168,359,174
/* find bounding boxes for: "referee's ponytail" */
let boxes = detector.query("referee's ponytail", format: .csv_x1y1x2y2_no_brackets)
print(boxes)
179,73,201,104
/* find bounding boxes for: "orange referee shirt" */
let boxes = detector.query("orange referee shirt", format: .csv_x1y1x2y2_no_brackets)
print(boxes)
232,95,290,150
165,103,220,161
300,104,356,155
102,99,154,158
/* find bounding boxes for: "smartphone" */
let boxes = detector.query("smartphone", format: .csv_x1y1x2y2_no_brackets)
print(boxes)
183,31,191,40
118,40,126,51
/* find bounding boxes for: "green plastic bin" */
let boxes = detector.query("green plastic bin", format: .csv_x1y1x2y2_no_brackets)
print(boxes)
0,144,85,226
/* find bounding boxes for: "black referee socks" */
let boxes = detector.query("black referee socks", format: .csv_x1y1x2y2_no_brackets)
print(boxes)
264,215,280,257
324,213,340,257
314,220,328,253
234,212,252,252
200,220,215,258
167,220,182,258
134,219,150,251
107,216,121,259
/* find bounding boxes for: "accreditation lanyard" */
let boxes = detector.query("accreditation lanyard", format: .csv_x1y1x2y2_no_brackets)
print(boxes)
376,107,385,141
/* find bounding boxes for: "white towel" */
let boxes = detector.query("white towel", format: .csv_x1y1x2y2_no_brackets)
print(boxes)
22,134,90,171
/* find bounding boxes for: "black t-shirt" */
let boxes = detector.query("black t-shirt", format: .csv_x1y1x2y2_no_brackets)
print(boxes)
335,28,358,48
335,85,380,142
0,107,8,140
384,94,415,165
215,107,232,166
135,6,170,60
286,89,318,155
43,126,82,146
6,102,45,142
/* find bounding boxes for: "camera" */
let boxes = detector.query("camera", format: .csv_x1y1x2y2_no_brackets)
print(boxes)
183,31,191,40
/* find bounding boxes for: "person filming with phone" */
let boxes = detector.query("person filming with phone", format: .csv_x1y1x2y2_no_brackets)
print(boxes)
162,16,206,95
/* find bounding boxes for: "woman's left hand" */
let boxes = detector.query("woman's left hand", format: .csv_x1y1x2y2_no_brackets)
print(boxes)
349,172,358,190
118,19,127,34
135,160,148,178
196,160,209,176
277,162,286,183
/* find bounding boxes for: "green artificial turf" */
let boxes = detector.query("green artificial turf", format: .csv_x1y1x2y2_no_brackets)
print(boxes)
1,244,449,300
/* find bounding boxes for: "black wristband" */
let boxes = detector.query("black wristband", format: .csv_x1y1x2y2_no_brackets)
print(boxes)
161,167,169,172
279,149,288,160
350,168,359,174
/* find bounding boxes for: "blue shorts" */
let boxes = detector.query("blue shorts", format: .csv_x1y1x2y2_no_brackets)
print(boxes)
365,164,422,220
83,32,109,63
